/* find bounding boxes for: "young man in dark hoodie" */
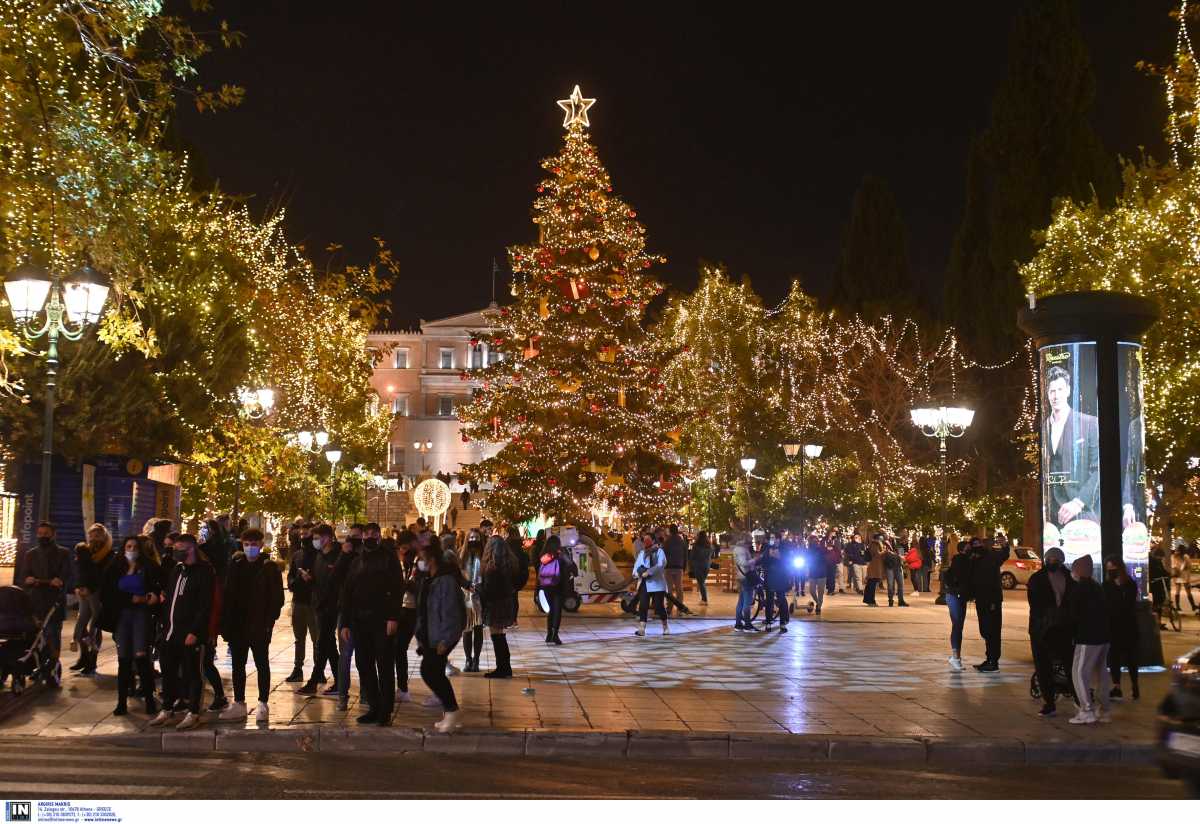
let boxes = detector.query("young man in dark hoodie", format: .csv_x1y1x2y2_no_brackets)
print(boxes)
149,533,213,731
219,528,284,724
340,524,404,725
285,525,319,683
297,523,342,696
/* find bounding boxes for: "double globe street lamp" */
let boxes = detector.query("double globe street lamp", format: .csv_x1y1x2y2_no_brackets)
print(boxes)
4,263,110,520
783,442,824,537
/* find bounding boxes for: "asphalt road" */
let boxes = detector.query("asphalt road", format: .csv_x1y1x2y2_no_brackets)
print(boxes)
0,740,1190,799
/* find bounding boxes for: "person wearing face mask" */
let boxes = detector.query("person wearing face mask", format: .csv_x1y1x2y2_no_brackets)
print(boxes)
16,521,72,672
285,524,319,685
1066,555,1111,724
339,522,404,725
297,524,341,696
393,530,421,702
191,530,229,714
218,528,284,724
1026,547,1075,717
331,525,365,709
458,529,485,671
150,534,213,731
98,536,162,716
70,523,113,675
416,543,468,733
1103,559,1139,701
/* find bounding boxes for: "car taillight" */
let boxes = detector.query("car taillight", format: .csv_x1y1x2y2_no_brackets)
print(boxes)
1014,562,1027,569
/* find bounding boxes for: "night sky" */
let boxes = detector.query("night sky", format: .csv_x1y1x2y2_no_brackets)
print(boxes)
175,1,1178,328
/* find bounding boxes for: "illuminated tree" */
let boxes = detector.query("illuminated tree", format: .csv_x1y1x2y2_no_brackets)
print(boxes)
458,87,685,529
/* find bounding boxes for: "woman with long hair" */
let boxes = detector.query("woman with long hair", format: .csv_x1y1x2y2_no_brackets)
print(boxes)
458,530,486,672
71,523,113,675
98,535,162,716
480,535,517,678
416,542,467,733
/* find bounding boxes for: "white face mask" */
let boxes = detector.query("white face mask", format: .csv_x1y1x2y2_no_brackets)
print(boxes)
417,559,427,572
312,538,324,550
125,550,139,564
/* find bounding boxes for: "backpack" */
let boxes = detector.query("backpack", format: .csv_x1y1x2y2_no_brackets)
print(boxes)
538,559,561,589
511,545,531,591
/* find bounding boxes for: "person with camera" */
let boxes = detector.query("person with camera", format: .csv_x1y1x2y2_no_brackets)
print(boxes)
219,528,284,724
966,533,1010,672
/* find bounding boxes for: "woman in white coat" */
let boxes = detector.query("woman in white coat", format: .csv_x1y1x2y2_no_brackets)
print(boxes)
633,533,669,637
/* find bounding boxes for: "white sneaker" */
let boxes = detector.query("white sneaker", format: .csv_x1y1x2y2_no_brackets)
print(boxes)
255,702,270,723
148,709,175,727
395,690,412,704
422,694,442,708
1068,710,1096,725
433,710,462,733
948,656,964,672
218,701,247,722
175,711,202,731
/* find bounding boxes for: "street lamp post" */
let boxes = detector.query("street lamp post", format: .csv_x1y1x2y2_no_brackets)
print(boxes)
783,443,824,537
910,405,974,598
289,429,330,454
5,263,110,520
230,387,275,525
700,466,717,533
740,457,756,533
324,445,342,525
413,440,433,473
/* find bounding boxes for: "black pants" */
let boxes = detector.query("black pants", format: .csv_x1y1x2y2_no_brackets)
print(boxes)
394,608,417,692
352,620,395,718
765,590,789,625
230,638,272,704
1031,630,1072,705
316,609,340,682
202,643,224,701
420,647,458,711
161,638,203,713
637,589,666,622
1109,632,1140,692
546,591,563,637
976,599,1003,663
863,578,879,605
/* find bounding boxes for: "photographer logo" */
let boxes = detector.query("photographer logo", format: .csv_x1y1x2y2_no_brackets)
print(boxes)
4,802,30,822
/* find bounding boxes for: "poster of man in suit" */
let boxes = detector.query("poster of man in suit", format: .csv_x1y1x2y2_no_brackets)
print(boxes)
1040,343,1101,565
1118,342,1149,595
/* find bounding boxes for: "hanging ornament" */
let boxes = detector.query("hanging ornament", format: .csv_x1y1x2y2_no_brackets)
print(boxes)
596,344,618,363
538,296,549,319
617,387,626,407
557,276,590,300
523,335,540,360
587,245,600,261
666,429,682,445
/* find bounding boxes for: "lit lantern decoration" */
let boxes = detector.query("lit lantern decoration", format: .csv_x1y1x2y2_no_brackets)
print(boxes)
596,345,617,363
538,296,549,319
587,246,600,261
617,387,626,407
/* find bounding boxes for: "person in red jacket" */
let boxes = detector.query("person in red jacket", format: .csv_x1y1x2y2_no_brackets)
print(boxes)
905,542,924,594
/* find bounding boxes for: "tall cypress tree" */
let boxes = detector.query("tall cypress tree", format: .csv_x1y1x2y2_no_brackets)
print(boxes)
827,175,916,318
944,0,1117,359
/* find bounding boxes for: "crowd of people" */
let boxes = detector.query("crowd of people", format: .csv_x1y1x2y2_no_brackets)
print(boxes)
7,511,1198,734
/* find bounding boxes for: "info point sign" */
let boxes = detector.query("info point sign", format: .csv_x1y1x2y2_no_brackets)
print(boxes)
1038,340,1149,595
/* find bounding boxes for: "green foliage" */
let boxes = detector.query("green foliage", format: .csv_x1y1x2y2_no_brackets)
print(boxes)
827,175,917,318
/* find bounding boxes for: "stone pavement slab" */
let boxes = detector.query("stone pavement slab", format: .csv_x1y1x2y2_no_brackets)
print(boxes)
1,587,1196,764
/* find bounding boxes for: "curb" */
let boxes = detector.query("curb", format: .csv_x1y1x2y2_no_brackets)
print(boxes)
51,727,1157,765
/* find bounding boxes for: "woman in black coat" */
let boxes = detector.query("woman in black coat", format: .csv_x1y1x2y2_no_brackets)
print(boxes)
688,532,714,605
1103,559,1139,700
481,535,516,679
536,536,578,646
98,535,163,716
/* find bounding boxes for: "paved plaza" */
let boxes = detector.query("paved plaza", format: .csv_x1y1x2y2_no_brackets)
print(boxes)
2,584,1196,749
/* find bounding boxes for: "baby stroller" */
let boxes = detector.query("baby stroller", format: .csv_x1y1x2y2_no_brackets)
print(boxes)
0,585,62,694
1029,629,1079,707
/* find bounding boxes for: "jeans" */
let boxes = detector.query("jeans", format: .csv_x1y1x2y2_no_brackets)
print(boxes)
735,579,755,625
352,620,395,718
909,568,925,593
1072,643,1111,715
946,593,966,653
420,648,458,711
809,577,826,611
921,567,934,592
765,590,789,625
694,571,709,602
863,578,879,605
637,589,667,622
290,600,318,669
73,591,102,650
230,638,272,704
664,569,685,614
394,608,417,692
825,566,837,593
161,638,203,713
976,599,1003,664
885,567,905,603
114,606,150,660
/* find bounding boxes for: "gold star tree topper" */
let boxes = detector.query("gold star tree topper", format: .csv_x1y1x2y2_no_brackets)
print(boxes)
557,84,596,128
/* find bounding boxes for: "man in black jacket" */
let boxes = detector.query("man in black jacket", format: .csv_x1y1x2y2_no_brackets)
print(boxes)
663,524,688,616
150,533,214,731
16,522,71,670
340,530,404,725
285,526,319,683
1027,547,1075,717
966,535,1011,672
219,528,284,724
298,523,343,695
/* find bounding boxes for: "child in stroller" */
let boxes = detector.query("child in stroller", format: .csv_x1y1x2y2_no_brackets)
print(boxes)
0,585,62,693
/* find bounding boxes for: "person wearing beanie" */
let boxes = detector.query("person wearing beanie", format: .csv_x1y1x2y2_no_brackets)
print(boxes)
1067,554,1111,724
1026,546,1075,716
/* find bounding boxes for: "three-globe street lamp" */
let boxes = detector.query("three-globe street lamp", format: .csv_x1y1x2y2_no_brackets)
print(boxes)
413,439,434,473
783,442,824,538
289,429,329,454
910,405,974,592
231,386,276,524
4,262,110,520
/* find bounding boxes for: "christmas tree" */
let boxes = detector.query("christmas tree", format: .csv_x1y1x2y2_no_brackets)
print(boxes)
459,86,686,529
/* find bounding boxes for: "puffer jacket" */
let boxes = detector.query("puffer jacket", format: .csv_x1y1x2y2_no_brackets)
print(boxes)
416,571,467,652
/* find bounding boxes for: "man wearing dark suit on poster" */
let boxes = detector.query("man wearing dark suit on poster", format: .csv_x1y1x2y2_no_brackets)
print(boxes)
1122,415,1145,529
1043,365,1100,526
